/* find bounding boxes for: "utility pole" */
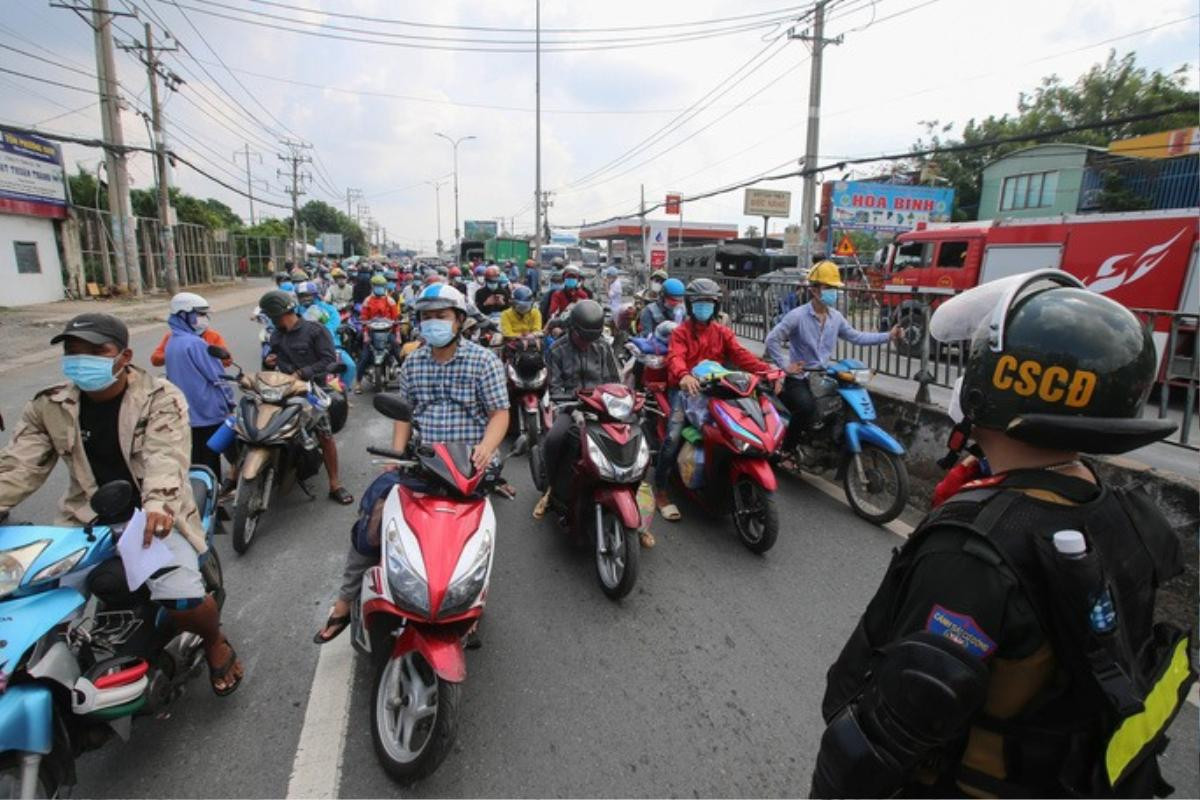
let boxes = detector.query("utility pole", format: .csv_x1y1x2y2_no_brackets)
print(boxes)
121,22,182,293
425,179,445,254
234,145,263,225
434,132,476,256
277,138,312,265
55,0,141,294
639,183,646,269
789,1,842,266
345,187,362,219
539,191,553,245
533,0,542,262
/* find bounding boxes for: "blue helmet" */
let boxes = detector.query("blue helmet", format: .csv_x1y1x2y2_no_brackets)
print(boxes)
512,285,534,313
662,277,685,298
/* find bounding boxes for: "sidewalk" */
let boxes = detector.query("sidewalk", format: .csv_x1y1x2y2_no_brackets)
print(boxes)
0,278,272,368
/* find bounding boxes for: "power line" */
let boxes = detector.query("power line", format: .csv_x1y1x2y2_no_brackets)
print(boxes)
240,0,812,34
148,0,806,53
0,65,101,94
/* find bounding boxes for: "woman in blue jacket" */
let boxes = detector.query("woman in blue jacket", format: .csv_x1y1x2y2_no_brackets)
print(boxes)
164,292,235,475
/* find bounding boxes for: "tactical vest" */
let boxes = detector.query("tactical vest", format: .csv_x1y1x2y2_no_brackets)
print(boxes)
823,469,1195,798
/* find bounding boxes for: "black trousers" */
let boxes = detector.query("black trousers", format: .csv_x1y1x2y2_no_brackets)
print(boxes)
190,423,222,476
778,376,817,450
542,412,579,497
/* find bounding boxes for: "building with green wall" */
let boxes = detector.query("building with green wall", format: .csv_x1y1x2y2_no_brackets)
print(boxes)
977,144,1100,220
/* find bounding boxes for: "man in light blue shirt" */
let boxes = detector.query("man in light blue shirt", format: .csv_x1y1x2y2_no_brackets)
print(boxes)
765,261,900,451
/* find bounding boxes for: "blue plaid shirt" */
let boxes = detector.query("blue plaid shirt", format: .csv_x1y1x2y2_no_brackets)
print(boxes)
397,338,509,444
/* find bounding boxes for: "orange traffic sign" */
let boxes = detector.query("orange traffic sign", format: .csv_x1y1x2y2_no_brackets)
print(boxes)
834,234,857,257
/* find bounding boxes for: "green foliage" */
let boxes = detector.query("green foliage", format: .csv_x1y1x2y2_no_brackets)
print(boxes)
68,166,106,210
910,51,1197,219
294,200,366,253
744,224,760,238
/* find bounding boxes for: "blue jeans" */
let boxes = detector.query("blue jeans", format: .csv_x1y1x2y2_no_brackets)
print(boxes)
653,389,685,489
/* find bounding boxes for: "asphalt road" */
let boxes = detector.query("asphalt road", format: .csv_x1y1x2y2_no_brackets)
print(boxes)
1,302,1195,798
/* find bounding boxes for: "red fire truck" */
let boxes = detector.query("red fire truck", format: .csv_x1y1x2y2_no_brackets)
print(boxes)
881,208,1200,366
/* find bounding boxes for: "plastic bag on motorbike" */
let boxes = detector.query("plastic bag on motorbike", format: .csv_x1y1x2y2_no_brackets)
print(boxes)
683,393,710,429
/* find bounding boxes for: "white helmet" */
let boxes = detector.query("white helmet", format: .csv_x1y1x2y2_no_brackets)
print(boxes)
412,283,467,315
170,292,209,316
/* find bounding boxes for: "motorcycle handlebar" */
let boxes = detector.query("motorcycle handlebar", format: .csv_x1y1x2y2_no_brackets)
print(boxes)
366,446,413,463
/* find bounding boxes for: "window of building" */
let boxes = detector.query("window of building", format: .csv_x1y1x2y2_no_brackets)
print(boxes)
14,242,41,274
936,241,970,268
1000,170,1059,211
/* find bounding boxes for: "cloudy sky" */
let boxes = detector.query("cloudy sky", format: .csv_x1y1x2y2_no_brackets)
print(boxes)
2,0,1196,251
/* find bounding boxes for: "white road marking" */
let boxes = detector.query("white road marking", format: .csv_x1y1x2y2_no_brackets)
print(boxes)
286,633,356,799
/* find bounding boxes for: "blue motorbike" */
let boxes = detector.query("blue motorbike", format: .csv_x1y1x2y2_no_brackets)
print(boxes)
773,358,910,524
0,469,224,798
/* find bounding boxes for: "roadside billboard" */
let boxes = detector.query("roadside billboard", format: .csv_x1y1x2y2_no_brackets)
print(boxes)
318,232,344,255
829,180,953,233
0,126,66,219
665,193,681,215
743,188,791,218
464,220,498,240
647,221,670,268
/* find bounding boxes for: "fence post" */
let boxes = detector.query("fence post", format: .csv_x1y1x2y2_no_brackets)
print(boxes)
913,296,935,405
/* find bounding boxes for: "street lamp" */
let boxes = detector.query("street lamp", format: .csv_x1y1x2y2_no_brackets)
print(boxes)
425,178,446,255
434,132,476,257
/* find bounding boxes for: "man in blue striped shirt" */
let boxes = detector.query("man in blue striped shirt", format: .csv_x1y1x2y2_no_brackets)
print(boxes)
765,261,901,453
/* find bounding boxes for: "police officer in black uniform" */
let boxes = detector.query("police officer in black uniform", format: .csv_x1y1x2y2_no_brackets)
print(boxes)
811,270,1195,799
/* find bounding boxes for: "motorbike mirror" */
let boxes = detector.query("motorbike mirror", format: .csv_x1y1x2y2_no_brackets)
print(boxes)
373,393,412,422
90,480,133,520
207,344,232,362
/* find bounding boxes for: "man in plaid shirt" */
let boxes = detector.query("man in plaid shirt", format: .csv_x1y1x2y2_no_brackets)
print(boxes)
315,284,509,646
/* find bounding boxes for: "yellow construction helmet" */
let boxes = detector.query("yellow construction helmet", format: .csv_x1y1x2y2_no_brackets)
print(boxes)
807,260,844,288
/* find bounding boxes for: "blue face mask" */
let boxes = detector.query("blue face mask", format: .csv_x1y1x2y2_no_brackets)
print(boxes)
820,288,839,307
372,286,386,296
564,278,578,289
486,281,499,290
386,282,396,291
691,301,715,322
420,319,456,348
62,354,118,392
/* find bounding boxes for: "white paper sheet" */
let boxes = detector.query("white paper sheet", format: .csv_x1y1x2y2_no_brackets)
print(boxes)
116,509,174,591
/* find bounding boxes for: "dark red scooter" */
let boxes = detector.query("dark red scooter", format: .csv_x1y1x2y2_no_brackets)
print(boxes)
532,383,651,600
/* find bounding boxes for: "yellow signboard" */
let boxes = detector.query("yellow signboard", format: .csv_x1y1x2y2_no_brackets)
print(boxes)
1109,127,1199,159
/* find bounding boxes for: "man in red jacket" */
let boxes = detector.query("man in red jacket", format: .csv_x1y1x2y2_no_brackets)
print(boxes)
655,278,781,521
546,264,592,319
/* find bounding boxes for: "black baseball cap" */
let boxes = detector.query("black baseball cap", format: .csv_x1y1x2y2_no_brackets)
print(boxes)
50,313,129,349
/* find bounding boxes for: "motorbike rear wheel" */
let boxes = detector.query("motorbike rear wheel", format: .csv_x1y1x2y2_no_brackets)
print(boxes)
370,650,460,783
594,508,639,600
232,467,271,555
731,478,779,554
843,444,909,525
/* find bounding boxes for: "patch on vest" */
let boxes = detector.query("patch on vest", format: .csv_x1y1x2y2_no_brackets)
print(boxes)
925,605,996,659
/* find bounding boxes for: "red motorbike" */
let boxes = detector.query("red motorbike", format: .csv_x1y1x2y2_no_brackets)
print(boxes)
504,334,552,468
351,394,499,781
670,361,786,554
532,383,651,600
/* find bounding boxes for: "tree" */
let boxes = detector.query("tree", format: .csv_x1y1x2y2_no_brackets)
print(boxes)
744,224,760,238
68,166,106,210
909,51,1197,219
295,200,366,253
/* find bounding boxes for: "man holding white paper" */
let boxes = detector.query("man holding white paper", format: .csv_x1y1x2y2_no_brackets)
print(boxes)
0,313,244,696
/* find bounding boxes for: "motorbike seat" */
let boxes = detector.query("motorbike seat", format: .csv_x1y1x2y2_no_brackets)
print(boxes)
189,476,210,515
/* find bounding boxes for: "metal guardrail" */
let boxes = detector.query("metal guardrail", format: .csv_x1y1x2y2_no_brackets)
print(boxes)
712,275,1199,451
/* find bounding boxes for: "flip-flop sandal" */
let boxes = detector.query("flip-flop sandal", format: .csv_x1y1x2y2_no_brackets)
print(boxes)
329,487,354,505
658,503,681,522
313,613,351,645
209,638,243,697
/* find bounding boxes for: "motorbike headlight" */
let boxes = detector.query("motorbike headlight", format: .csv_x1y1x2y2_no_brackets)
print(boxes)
0,539,50,597
643,355,663,369
853,369,873,386
601,393,635,422
585,434,618,481
30,547,87,585
259,386,285,403
626,436,651,480
385,518,429,616
439,526,493,618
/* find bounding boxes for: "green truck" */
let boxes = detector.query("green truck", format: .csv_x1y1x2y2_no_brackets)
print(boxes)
484,237,531,265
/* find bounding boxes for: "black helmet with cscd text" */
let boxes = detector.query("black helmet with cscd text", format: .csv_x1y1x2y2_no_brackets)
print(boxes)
932,270,1174,454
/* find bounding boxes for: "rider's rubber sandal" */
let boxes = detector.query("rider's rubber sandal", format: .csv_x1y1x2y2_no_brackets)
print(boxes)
313,614,351,645
658,503,681,522
329,487,355,505
209,638,244,697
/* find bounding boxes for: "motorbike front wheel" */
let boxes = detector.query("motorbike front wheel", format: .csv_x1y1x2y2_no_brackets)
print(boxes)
731,478,779,554
371,650,460,783
843,444,909,525
232,467,272,554
594,508,639,600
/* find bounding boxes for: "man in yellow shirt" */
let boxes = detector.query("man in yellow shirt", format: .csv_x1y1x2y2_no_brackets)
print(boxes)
500,285,542,338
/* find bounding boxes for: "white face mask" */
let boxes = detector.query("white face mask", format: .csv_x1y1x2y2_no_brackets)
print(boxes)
194,313,211,333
